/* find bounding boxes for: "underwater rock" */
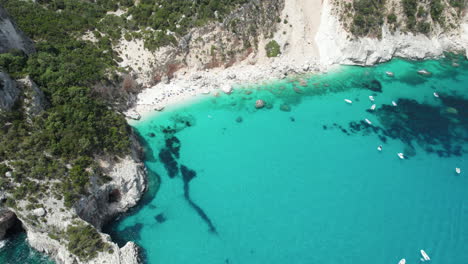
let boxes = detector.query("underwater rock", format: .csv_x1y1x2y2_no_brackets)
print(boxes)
364,79,383,92
180,165,196,183
280,104,291,112
236,116,243,123
293,86,303,94
255,99,265,109
159,148,178,178
149,133,156,138
290,117,295,122
445,107,458,115
155,213,167,223
165,136,181,158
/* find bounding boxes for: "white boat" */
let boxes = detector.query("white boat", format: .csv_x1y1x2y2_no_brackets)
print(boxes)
433,92,439,98
345,99,353,104
418,69,431,76
369,95,375,102
386,71,394,77
370,104,376,111
392,101,398,106
398,259,406,264
456,167,461,174
377,145,382,151
397,153,405,159
365,118,372,125
420,249,430,261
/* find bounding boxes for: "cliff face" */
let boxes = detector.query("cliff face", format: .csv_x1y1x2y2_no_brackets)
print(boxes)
0,71,19,111
11,136,146,264
116,0,284,86
75,136,147,229
315,0,468,66
0,6,35,54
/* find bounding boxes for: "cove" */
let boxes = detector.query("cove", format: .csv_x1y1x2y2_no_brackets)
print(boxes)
108,57,468,264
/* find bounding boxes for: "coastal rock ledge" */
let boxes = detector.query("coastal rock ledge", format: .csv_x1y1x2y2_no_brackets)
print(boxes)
8,134,147,264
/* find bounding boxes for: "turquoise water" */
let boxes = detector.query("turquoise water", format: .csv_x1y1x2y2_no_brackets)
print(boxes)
109,57,468,264
4,57,467,263
0,233,53,264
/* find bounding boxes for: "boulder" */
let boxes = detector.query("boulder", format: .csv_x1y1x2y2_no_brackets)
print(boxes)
221,84,233,94
5,171,12,178
255,99,265,109
280,104,291,112
32,208,46,217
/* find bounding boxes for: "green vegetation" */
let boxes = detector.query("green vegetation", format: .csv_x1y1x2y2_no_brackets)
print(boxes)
66,223,111,261
350,0,385,37
348,0,466,36
0,0,131,210
265,40,281,58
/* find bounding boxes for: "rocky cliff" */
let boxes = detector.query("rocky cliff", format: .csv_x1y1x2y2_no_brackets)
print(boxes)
0,71,19,111
0,6,35,54
9,136,146,264
315,0,468,66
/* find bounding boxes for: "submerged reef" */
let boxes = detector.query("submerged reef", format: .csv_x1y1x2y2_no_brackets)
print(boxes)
156,115,217,233
333,97,468,158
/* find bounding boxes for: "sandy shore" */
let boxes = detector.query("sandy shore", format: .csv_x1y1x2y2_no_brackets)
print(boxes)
125,0,468,120
125,0,326,120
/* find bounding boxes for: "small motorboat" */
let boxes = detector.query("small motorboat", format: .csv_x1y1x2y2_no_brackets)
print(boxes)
369,95,375,102
398,259,406,264
420,249,430,261
433,92,439,98
377,145,382,151
456,167,461,174
365,118,372,125
386,71,394,77
397,153,405,159
345,99,353,104
418,69,431,76
370,104,376,111
392,101,398,106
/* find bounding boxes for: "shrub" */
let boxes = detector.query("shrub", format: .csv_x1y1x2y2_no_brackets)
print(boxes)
265,40,280,58
66,224,107,261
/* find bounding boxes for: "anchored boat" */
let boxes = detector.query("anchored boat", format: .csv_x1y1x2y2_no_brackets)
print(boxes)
420,249,430,261
397,153,405,159
344,99,353,104
398,259,406,264
370,104,376,111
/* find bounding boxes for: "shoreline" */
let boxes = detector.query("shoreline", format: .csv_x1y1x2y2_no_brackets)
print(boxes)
126,57,332,121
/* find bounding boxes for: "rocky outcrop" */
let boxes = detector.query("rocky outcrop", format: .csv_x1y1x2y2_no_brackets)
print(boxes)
75,135,147,230
6,133,146,264
16,76,47,117
315,0,468,66
0,71,19,111
0,209,16,240
0,6,35,54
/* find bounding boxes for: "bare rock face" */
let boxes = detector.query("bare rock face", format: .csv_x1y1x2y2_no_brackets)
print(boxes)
0,6,35,55
17,76,48,117
0,209,17,240
75,135,147,229
315,0,468,66
0,71,20,111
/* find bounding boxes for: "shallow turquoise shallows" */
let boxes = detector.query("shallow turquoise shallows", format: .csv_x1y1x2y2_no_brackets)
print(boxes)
3,57,468,264
109,57,468,264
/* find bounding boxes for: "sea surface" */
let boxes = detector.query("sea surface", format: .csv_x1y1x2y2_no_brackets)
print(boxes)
4,57,468,263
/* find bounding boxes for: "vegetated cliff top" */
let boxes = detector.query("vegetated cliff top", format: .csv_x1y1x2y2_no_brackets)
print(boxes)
334,0,466,38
